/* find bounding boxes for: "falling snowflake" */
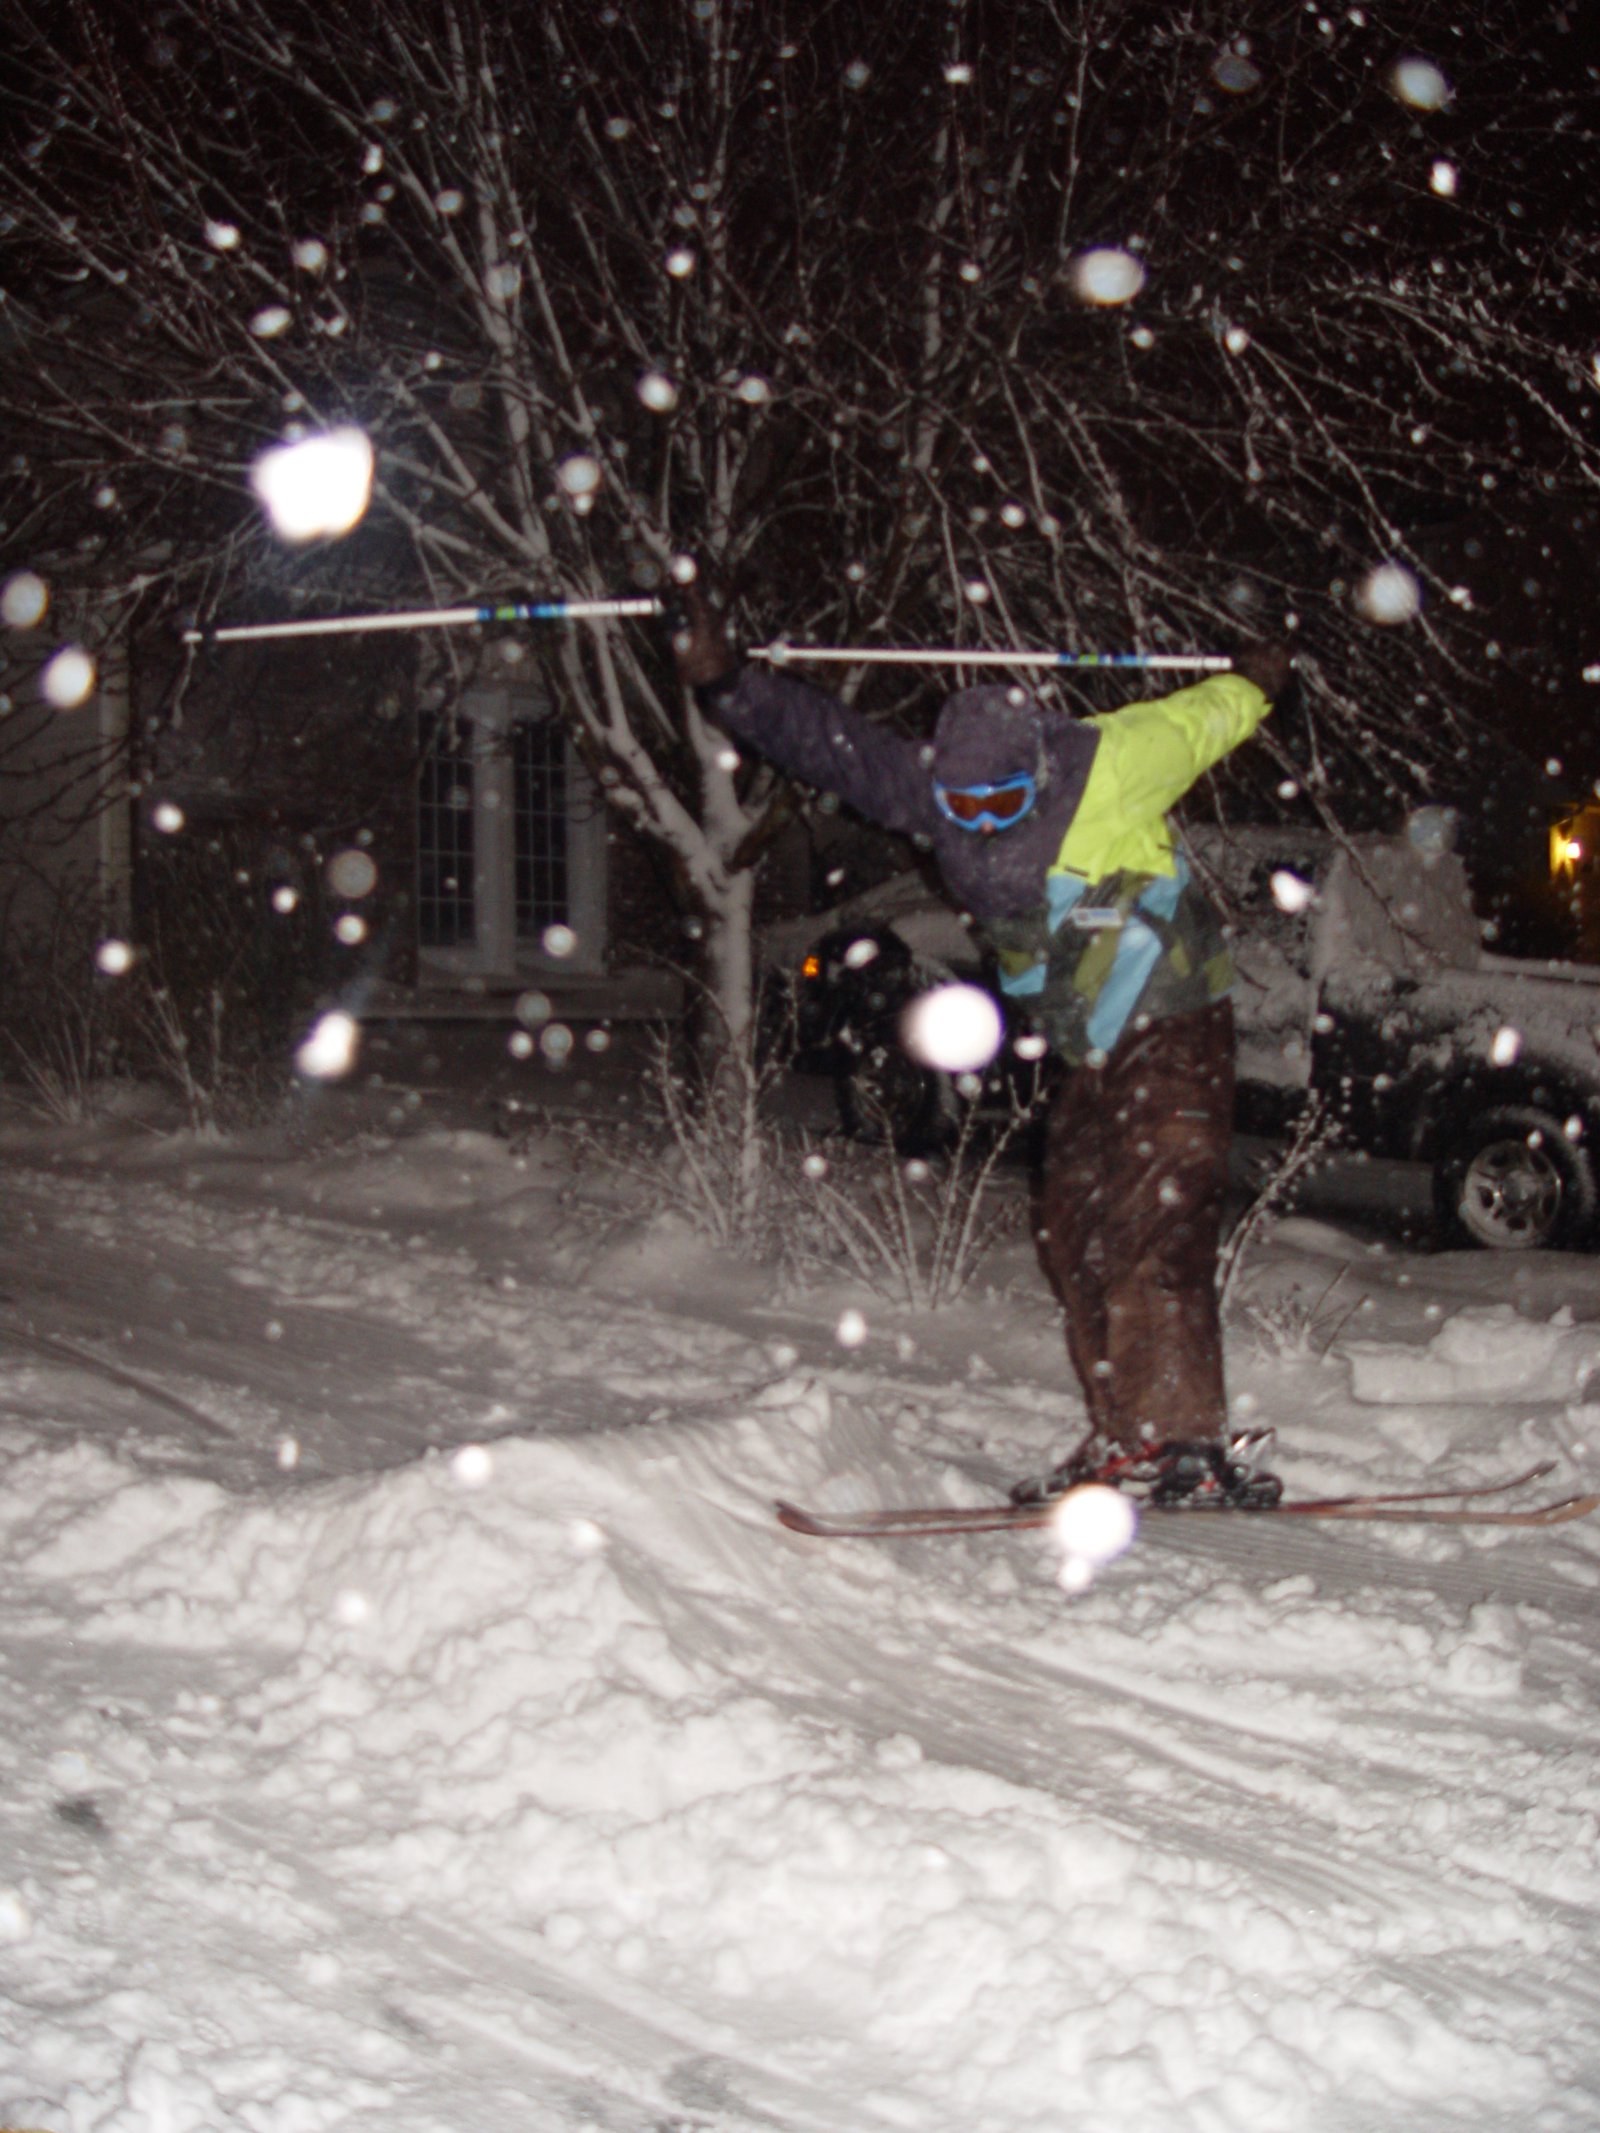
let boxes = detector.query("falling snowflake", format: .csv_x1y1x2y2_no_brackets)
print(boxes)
295,1011,361,1081
327,849,378,898
251,428,373,541
1270,870,1316,915
1,572,48,629
40,648,95,708
901,984,1004,1074
1067,248,1146,306
557,453,602,497
1390,56,1451,110
637,370,679,412
1356,563,1422,624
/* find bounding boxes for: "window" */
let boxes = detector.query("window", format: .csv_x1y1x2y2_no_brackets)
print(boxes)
418,717,477,949
417,686,604,976
513,716,568,941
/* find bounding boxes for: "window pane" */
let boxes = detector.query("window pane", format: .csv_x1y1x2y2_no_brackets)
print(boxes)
513,718,568,938
418,718,476,947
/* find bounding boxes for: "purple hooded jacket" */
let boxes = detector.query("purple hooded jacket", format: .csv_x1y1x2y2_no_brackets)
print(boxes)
698,666,1099,923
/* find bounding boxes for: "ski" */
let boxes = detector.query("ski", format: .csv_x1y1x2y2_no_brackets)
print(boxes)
774,1461,1599,1540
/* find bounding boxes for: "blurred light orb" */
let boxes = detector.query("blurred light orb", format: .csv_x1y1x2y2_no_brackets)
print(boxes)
1270,869,1315,915
515,990,551,1027
540,1022,574,1064
292,238,329,271
509,1030,535,1058
450,1443,494,1489
1355,562,1422,624
637,370,679,412
735,375,772,405
295,1009,360,1081
541,923,577,959
151,800,186,834
1491,1025,1523,1067
665,247,697,278
2,571,48,629
205,219,241,250
1014,1031,1049,1061
901,983,1004,1074
1430,160,1458,198
1223,324,1251,355
836,1307,868,1349
557,452,602,497
1211,52,1261,93
1050,1483,1138,1564
40,647,96,708
95,938,136,976
272,885,300,914
669,554,698,585
327,848,378,898
251,427,374,541
1067,247,1146,306
334,913,367,945
1390,56,1452,110
249,304,293,339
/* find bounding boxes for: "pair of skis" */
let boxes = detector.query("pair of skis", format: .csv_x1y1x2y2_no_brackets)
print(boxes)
775,1460,1599,1540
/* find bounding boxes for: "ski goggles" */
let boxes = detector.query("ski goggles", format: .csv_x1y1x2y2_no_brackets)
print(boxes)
932,771,1038,832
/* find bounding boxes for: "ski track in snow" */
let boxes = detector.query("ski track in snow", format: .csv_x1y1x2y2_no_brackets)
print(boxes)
2,1124,1600,2131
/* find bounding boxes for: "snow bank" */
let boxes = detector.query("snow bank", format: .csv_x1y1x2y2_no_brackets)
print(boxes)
1347,1302,1600,1405
4,1135,1600,2129
5,1372,1600,2131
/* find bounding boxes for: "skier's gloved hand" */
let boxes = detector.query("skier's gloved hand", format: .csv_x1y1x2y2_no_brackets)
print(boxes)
670,582,737,689
1233,640,1292,700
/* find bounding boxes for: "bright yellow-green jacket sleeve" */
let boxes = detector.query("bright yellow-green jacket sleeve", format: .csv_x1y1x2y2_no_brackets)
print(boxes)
1053,672,1272,880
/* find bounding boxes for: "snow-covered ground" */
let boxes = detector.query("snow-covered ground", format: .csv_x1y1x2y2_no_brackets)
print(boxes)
4,1090,1600,2132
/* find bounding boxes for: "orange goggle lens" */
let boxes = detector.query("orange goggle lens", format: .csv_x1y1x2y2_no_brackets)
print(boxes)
933,775,1037,829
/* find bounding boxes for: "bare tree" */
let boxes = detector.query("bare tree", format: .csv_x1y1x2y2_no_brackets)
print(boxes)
3,0,1597,1062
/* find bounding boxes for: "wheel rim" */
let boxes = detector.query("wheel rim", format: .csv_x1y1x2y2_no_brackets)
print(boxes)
854,1045,932,1135
1458,1135,1565,1248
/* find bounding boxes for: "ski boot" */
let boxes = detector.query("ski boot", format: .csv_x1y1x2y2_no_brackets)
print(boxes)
1011,1428,1282,1510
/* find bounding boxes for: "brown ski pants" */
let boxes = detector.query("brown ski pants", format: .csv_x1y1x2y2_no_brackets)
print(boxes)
1034,999,1236,1455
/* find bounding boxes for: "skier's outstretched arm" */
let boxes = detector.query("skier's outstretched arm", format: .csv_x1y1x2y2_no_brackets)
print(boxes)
672,590,939,838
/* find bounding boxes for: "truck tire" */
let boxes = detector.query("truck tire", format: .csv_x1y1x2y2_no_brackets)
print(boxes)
835,1036,961,1155
1432,1105,1598,1251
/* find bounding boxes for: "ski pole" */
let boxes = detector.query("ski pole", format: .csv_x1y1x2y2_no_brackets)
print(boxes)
751,643,1234,671
182,596,663,647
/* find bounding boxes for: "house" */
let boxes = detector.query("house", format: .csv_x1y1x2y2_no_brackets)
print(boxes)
0,605,684,1090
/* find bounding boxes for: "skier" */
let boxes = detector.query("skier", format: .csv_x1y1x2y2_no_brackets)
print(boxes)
673,588,1292,1507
